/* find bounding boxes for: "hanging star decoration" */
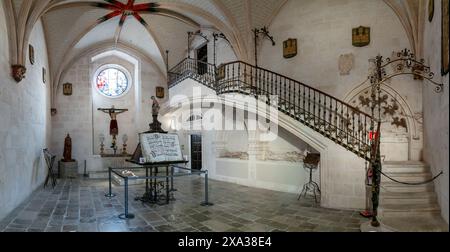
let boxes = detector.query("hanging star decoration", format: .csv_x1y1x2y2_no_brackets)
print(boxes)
91,0,199,43
92,0,157,27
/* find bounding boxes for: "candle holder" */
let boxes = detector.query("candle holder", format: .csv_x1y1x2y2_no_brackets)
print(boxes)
99,133,105,155
122,134,128,155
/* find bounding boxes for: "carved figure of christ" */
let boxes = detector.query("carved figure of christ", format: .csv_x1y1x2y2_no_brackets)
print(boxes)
98,106,128,136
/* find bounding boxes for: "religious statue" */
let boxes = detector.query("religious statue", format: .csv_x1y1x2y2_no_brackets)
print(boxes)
98,106,128,137
151,96,160,116
148,96,167,133
62,134,74,162
98,106,128,154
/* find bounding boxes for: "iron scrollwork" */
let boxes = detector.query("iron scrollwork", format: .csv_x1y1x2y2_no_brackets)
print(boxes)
370,48,444,93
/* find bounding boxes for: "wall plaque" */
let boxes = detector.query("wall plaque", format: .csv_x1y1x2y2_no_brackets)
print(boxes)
63,83,72,96
156,86,165,98
283,38,297,58
352,26,370,47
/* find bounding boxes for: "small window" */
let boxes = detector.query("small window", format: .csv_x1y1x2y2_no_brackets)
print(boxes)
95,66,130,98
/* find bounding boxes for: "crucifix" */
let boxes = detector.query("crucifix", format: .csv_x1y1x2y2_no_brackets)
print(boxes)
98,106,129,155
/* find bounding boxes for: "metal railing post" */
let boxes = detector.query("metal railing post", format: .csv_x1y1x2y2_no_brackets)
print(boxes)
105,167,116,198
201,170,213,206
119,176,135,219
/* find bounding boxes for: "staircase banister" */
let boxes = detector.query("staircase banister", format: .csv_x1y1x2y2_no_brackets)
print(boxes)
169,58,216,73
168,58,188,73
219,60,374,119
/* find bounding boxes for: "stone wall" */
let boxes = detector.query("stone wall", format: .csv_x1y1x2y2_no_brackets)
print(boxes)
0,8,52,219
258,0,423,161
422,0,449,224
51,50,166,173
165,79,366,210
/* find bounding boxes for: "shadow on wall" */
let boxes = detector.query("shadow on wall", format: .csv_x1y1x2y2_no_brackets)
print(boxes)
277,126,318,154
31,153,45,185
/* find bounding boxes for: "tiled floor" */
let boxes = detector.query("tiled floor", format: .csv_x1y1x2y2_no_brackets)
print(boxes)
0,176,366,232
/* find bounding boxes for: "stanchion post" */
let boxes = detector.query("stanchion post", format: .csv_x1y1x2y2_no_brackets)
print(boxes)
166,166,170,204
119,176,135,219
201,170,213,206
170,165,177,192
105,167,116,198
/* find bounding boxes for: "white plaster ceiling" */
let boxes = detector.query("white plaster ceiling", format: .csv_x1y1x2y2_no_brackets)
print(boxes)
39,0,288,83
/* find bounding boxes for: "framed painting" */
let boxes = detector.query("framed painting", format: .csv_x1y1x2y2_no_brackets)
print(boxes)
156,86,164,98
442,0,449,76
63,83,72,96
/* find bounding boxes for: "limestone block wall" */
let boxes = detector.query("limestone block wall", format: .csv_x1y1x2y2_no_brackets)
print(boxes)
51,50,166,173
164,79,366,210
0,14,52,219
258,0,423,161
422,0,449,223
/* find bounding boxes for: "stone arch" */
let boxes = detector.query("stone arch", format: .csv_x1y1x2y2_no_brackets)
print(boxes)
160,91,368,209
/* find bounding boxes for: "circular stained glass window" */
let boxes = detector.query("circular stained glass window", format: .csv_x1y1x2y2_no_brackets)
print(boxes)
95,67,130,98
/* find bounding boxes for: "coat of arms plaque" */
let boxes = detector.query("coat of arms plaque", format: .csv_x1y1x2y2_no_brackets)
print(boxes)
283,38,297,58
352,26,370,47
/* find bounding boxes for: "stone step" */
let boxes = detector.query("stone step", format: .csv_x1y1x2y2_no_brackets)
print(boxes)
380,203,441,218
382,172,432,183
381,182,434,193
382,161,429,173
381,216,449,232
381,191,438,205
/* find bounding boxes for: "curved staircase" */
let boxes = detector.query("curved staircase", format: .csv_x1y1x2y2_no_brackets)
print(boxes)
167,58,447,231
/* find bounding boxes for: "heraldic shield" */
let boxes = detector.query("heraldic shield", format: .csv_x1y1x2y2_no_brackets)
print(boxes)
352,26,370,47
283,38,297,58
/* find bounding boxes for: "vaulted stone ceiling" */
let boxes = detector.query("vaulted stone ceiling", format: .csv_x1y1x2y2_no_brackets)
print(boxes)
4,0,423,97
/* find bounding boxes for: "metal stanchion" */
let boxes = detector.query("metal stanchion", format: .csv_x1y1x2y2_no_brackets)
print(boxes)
201,170,214,206
170,165,177,192
105,167,116,198
119,176,135,219
166,166,170,204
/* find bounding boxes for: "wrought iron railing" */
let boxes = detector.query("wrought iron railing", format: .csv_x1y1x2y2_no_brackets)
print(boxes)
168,59,380,162
168,58,216,89
168,57,383,227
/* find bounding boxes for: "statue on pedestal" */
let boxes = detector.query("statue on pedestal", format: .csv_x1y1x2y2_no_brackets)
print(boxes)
61,134,78,178
62,134,75,162
148,96,167,133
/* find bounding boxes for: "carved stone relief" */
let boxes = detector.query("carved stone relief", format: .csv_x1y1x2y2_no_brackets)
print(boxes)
338,53,354,75
349,88,409,133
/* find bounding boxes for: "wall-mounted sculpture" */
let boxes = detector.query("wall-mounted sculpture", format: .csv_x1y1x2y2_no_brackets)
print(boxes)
12,65,26,82
338,53,354,75
98,106,129,155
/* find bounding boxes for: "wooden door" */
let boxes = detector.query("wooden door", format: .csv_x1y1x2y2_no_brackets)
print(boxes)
196,44,208,75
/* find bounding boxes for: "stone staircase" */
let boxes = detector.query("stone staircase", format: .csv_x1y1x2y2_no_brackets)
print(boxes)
379,161,448,231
